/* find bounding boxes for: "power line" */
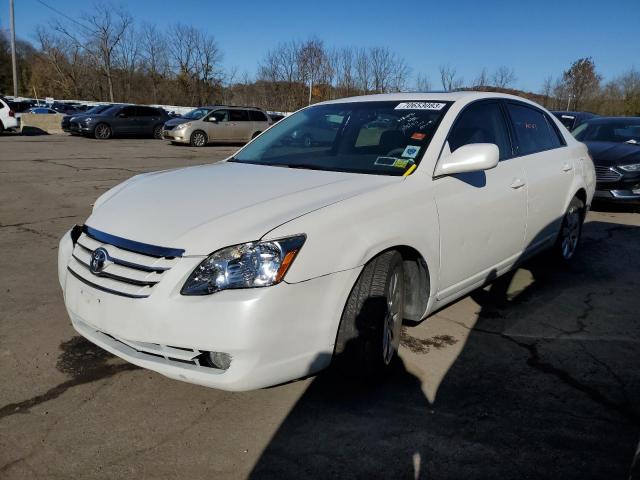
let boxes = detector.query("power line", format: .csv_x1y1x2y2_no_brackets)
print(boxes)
35,0,94,33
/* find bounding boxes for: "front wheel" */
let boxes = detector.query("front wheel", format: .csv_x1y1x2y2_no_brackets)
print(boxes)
190,130,207,147
94,123,112,140
554,196,584,261
153,124,163,139
334,250,404,380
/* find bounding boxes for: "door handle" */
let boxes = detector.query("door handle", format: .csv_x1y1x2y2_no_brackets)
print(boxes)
510,178,526,189
562,163,574,172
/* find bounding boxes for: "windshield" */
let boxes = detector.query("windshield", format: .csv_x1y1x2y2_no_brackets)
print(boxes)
573,119,640,144
231,101,451,175
182,107,212,120
85,105,109,115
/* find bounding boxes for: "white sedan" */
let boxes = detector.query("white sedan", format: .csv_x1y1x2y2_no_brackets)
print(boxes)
58,92,595,391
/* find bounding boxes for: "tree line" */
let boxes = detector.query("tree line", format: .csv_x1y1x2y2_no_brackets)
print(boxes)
0,5,638,115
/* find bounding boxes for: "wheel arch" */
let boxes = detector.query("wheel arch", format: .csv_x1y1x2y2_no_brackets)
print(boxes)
359,245,432,324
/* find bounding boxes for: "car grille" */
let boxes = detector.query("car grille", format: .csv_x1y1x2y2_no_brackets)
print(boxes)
70,121,80,129
595,165,622,182
67,227,183,299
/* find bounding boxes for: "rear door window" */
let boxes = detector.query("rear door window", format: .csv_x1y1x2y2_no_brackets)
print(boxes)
229,110,249,122
506,103,563,156
119,106,137,117
447,101,513,160
249,110,268,122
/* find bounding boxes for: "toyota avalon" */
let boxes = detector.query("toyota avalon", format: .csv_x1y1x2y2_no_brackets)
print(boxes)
58,92,595,391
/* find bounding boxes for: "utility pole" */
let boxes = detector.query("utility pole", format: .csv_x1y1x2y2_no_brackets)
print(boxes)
9,0,18,97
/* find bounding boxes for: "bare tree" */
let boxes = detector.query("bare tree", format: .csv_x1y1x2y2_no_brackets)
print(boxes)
561,57,601,110
54,4,133,102
540,75,554,107
298,37,327,104
439,64,463,91
473,67,490,89
415,73,431,92
492,66,516,89
140,23,169,103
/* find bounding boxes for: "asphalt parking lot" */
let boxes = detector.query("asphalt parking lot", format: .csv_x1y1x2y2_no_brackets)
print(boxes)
1,134,640,479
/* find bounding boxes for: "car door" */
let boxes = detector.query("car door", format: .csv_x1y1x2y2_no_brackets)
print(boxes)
205,109,230,141
114,106,138,135
432,100,528,300
504,102,574,252
249,109,269,137
227,109,249,141
137,106,160,136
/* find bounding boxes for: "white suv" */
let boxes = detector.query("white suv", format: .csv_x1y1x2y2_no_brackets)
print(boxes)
0,96,18,133
58,92,595,391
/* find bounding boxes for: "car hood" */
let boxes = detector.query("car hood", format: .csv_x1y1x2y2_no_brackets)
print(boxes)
86,161,400,255
164,117,195,126
584,141,640,166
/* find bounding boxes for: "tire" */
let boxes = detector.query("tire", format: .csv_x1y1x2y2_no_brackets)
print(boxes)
553,196,584,261
94,123,112,140
334,250,404,380
153,124,163,139
190,130,207,147
0,120,5,134
251,131,261,139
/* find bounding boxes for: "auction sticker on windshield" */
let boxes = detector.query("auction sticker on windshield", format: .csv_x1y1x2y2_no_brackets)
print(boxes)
395,102,446,110
401,145,420,159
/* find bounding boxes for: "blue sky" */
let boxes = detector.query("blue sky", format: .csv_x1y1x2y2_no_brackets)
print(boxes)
1,0,638,92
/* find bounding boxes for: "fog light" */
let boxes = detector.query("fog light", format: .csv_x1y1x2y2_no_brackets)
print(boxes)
208,352,232,370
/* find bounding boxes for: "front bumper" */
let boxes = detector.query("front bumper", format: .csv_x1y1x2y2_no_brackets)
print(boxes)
163,128,189,143
58,231,360,391
595,176,640,202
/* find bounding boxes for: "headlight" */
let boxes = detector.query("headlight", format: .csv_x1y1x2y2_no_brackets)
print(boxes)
181,235,306,295
175,122,190,130
83,117,92,123
618,163,640,172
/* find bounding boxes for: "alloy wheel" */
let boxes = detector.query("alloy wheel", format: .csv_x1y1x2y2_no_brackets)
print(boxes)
95,124,110,139
382,268,403,365
561,206,581,260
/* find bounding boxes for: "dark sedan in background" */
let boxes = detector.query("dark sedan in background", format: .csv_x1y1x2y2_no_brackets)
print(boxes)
70,104,171,139
574,117,640,202
552,110,598,131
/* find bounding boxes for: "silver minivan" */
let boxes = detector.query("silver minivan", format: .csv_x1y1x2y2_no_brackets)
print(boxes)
163,106,272,147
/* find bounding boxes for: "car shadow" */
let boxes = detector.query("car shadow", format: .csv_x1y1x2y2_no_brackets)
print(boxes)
249,219,640,479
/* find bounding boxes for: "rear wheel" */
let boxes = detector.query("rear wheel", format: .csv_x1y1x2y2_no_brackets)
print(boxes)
554,196,584,261
94,123,112,140
190,130,207,147
334,251,404,380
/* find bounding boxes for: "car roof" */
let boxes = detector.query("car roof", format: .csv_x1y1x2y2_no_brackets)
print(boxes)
315,91,544,107
582,116,640,124
551,111,597,117
200,105,264,110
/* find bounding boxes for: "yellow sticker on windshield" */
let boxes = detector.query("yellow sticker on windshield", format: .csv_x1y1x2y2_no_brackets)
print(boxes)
393,159,410,168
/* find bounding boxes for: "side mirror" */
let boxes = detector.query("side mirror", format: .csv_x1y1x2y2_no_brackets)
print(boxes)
117,112,127,118
434,143,499,177
208,117,218,123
